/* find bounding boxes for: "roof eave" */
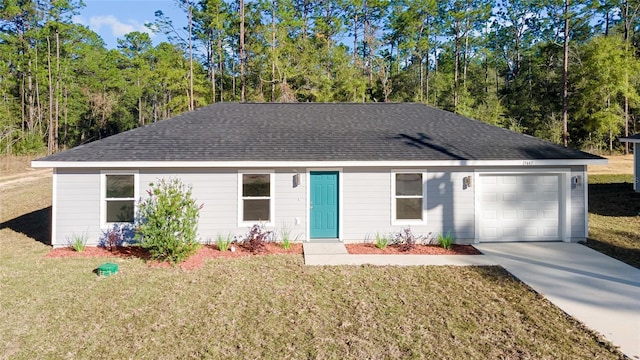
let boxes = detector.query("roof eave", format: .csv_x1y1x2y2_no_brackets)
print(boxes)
620,138,640,143
31,158,608,169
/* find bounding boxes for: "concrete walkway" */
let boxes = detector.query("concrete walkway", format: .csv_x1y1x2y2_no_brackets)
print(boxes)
302,242,497,266
474,242,640,359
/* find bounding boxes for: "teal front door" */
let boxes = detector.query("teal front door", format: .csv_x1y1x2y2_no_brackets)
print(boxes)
310,171,339,238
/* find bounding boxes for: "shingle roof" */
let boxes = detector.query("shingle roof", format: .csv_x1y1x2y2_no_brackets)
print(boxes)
35,103,603,162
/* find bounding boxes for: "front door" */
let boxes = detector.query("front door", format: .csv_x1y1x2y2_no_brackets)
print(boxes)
310,171,339,239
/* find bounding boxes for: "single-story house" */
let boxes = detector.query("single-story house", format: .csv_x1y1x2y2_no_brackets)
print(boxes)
620,134,640,192
32,103,607,247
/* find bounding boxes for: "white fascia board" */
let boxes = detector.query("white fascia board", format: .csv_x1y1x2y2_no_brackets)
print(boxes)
619,138,640,143
31,158,608,169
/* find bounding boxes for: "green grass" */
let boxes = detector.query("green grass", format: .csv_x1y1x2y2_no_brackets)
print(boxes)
587,174,640,269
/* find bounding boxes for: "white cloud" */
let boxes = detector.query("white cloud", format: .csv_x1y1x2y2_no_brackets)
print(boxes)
74,14,154,38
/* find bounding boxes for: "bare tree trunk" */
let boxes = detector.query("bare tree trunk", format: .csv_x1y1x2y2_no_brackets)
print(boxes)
454,34,459,109
271,0,276,102
138,77,143,126
419,54,424,103
188,0,195,110
239,0,246,102
561,0,569,147
55,29,60,152
218,35,224,102
624,0,631,154
353,13,358,61
433,39,438,107
47,36,54,155
463,19,470,91
63,86,68,147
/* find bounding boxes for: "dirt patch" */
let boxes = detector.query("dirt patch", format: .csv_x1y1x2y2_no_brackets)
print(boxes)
346,243,481,255
588,155,634,175
46,243,303,270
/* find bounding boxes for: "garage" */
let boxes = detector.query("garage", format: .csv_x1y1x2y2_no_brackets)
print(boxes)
478,173,562,242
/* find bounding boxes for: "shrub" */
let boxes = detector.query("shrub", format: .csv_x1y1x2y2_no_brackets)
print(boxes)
67,232,88,252
374,232,391,249
243,224,273,253
392,227,424,252
438,231,454,250
135,179,202,263
98,224,135,251
278,222,294,250
215,234,232,252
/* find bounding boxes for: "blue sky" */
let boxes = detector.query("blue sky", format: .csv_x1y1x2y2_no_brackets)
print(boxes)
72,0,188,49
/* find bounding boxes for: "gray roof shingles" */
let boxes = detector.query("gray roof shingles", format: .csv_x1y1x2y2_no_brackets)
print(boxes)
36,103,603,162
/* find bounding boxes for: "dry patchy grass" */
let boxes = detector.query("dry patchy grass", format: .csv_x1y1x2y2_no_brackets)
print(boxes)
0,232,624,359
587,174,640,269
588,155,634,175
0,173,626,359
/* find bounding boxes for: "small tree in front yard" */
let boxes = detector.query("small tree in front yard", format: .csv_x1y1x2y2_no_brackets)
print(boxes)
136,179,202,263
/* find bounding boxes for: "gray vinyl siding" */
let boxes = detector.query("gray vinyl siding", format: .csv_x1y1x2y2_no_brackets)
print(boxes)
570,166,587,240
341,167,476,243
139,169,239,242
139,168,307,242
341,168,392,241
273,170,307,241
55,169,101,246
425,169,475,242
52,165,589,246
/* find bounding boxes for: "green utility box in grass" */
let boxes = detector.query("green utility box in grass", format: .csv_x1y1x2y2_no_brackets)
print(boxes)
97,263,118,276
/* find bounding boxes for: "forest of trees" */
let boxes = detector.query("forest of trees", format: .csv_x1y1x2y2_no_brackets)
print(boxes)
1,0,639,155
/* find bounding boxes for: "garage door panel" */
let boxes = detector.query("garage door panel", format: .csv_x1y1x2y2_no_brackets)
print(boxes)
479,174,561,242
543,191,558,201
482,192,498,202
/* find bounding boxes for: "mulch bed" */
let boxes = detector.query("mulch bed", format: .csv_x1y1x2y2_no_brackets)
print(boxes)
45,243,303,271
45,243,479,271
346,243,481,255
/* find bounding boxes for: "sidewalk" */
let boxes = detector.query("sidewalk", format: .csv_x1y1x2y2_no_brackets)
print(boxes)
302,242,497,266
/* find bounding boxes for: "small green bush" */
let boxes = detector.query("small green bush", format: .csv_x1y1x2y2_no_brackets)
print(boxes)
67,233,88,252
374,232,390,249
135,179,202,263
216,234,232,252
279,223,293,250
438,231,454,250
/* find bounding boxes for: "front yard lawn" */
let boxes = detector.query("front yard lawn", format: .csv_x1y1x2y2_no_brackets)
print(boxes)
0,231,624,359
0,169,631,358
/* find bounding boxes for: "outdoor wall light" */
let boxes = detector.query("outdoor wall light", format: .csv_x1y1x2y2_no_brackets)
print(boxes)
463,176,473,188
293,173,301,187
572,175,582,186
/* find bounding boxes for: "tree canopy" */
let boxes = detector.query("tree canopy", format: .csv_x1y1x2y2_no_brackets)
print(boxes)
1,0,639,155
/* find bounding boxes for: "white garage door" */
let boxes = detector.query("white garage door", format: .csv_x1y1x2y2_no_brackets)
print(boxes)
479,174,561,242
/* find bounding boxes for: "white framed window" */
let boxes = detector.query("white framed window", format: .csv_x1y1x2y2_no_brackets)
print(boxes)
101,171,139,227
238,171,274,225
391,171,426,225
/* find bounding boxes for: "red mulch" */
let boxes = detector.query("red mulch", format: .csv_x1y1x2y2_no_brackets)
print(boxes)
346,243,481,255
45,243,303,271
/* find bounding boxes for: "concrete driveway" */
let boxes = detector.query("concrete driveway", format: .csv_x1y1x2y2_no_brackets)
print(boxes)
474,242,640,359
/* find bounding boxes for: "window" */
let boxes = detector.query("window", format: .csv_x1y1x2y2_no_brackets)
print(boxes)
240,172,274,224
102,173,137,225
393,172,424,223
